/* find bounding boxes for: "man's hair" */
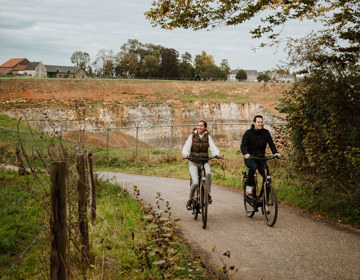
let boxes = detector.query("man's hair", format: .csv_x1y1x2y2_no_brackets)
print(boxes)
253,115,263,122
197,120,207,128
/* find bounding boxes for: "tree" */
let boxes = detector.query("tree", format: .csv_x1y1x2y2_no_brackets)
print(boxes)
146,1,354,39
160,48,180,78
194,51,214,69
236,70,247,81
93,49,115,77
140,55,160,77
194,51,215,78
115,52,139,78
219,59,230,76
179,52,194,79
257,71,271,82
70,51,90,69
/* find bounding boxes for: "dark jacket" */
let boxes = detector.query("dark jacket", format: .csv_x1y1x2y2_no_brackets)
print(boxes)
241,124,278,157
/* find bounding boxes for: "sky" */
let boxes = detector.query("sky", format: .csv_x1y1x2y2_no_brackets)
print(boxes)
0,0,322,71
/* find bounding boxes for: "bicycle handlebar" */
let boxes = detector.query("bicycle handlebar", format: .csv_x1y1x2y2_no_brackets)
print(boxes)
183,156,224,161
249,155,280,161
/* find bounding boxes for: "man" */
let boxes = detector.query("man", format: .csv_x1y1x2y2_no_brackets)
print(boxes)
240,115,280,197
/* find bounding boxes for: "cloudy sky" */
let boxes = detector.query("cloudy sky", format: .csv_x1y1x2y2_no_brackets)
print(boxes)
0,0,322,71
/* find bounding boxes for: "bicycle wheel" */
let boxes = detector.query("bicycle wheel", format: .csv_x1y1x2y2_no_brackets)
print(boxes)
243,177,256,218
192,189,199,220
262,184,278,227
201,181,208,229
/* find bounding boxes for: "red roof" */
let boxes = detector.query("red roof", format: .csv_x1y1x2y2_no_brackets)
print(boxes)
0,58,28,68
13,64,27,71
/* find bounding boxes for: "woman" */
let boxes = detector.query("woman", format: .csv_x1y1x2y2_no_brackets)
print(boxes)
182,120,222,210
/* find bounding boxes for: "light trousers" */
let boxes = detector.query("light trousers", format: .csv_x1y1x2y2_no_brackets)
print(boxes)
188,161,212,199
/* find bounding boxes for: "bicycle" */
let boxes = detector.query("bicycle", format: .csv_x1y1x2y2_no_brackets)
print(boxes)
184,156,222,229
242,156,279,227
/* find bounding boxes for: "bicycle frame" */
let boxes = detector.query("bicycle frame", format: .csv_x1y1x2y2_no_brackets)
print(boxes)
185,156,222,229
243,156,279,226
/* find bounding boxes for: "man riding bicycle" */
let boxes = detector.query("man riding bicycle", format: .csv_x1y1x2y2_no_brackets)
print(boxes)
241,115,281,198
182,120,222,210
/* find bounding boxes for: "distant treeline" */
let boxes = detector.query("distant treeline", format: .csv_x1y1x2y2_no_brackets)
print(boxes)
71,39,231,80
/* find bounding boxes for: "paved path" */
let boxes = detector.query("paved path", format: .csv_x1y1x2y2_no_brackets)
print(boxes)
99,171,360,280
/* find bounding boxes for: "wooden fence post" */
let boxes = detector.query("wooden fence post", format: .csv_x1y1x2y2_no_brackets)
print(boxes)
15,142,28,176
88,153,96,222
50,162,67,280
76,154,89,265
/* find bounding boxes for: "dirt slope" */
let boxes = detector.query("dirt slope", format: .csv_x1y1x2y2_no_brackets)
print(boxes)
0,79,291,115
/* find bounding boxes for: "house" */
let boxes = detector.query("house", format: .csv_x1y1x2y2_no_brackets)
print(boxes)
19,61,47,77
45,65,87,78
270,71,296,83
227,69,259,82
0,58,30,76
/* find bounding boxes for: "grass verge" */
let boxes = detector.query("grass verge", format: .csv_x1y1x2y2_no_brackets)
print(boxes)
0,168,214,279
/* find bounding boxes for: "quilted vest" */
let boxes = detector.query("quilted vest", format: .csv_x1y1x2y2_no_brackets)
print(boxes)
190,132,209,162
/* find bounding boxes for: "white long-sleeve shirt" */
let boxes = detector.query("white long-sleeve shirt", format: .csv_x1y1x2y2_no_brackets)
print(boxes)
182,131,220,157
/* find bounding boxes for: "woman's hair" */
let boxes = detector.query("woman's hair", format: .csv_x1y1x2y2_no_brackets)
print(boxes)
253,115,263,123
197,120,207,128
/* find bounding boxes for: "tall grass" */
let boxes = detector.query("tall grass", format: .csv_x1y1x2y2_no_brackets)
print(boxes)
0,167,214,279
0,169,49,279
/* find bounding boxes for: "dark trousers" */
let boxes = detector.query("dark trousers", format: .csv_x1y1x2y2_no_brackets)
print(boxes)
244,158,269,187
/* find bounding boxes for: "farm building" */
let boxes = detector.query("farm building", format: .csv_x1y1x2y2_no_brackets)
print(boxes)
0,58,30,76
227,69,259,82
45,65,87,78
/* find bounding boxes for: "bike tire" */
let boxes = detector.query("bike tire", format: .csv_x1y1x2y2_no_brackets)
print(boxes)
192,188,199,220
262,184,278,227
201,182,208,229
243,177,256,218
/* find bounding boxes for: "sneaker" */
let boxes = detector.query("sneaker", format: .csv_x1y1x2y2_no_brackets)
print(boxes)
208,195,212,204
186,199,192,210
245,186,253,197
265,205,270,214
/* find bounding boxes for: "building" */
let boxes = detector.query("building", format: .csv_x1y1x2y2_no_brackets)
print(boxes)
0,58,30,76
18,61,47,77
227,69,259,82
45,65,87,78
270,71,296,83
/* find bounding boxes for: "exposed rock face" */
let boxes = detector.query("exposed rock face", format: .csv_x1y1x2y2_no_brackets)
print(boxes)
3,101,278,151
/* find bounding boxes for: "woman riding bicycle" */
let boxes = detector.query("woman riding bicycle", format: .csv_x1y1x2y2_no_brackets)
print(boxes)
241,115,281,197
182,120,222,210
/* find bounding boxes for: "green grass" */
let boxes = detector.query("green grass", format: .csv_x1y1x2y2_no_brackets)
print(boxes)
86,179,213,279
274,166,360,227
0,169,48,279
0,168,214,279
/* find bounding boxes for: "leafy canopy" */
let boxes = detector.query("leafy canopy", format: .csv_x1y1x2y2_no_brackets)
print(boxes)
146,0,338,39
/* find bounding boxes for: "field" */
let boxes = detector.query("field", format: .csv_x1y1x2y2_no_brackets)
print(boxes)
0,78,291,115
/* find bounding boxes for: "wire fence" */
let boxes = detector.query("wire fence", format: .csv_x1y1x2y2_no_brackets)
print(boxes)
0,122,287,156
0,154,92,279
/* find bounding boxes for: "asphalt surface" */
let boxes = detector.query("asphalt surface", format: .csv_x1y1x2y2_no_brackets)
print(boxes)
98,171,360,280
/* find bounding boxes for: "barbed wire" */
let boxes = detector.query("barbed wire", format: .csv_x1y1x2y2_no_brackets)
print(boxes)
0,178,50,216
0,223,49,280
